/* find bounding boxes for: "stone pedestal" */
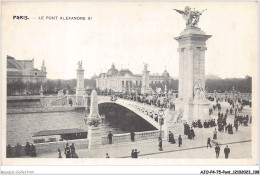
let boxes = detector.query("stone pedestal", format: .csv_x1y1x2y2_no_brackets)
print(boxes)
87,89,102,150
174,27,212,123
88,126,102,150
193,99,211,121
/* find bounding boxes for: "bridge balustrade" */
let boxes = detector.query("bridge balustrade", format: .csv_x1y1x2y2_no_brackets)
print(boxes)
101,130,164,145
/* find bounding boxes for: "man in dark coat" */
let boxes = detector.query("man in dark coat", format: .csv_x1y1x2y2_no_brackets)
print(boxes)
198,120,203,128
168,131,173,143
70,143,78,158
224,145,230,159
134,149,140,158
171,133,176,144
30,144,36,157
213,128,217,139
108,131,113,144
6,144,12,158
178,135,182,147
234,121,239,131
158,138,163,151
25,142,31,156
130,131,135,142
64,143,71,158
188,128,192,140
15,143,21,157
190,127,195,140
131,149,135,158
207,137,212,148
215,144,220,159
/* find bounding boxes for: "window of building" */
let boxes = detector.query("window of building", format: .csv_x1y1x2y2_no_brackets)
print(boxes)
136,81,138,85
35,72,37,76
122,81,124,87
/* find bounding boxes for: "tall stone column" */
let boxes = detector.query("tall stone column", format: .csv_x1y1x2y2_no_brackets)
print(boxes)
141,63,151,94
88,89,102,150
76,61,85,106
175,27,211,123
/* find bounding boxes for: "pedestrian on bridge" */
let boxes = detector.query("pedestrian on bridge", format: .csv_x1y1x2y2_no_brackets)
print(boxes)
106,153,110,158
168,131,173,143
178,135,182,147
134,149,140,158
215,144,220,159
158,138,163,151
207,137,212,148
224,145,230,159
130,131,135,142
108,131,113,144
64,143,71,158
131,149,135,158
58,148,62,158
213,128,217,140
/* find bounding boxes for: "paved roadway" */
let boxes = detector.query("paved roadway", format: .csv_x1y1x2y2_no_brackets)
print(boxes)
34,102,252,159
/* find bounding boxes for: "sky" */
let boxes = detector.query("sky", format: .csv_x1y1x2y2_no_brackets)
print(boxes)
2,2,258,79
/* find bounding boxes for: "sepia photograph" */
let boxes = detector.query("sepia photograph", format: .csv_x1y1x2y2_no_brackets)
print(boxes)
1,1,259,169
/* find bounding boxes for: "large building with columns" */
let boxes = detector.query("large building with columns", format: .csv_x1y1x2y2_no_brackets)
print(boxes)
95,63,173,92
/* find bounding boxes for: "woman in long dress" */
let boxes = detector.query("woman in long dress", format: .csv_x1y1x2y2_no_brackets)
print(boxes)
171,133,176,144
168,131,173,143
213,128,217,140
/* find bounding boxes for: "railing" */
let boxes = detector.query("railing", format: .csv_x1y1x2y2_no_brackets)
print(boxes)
101,130,164,145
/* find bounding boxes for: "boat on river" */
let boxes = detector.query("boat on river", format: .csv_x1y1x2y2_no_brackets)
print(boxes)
32,128,88,144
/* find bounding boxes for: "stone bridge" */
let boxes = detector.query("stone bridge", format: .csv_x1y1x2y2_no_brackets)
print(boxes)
98,96,162,130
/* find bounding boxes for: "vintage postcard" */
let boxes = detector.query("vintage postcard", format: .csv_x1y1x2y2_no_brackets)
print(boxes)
1,1,258,166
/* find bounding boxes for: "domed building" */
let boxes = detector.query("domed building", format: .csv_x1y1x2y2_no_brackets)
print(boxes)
106,63,118,77
162,69,170,78
95,63,173,92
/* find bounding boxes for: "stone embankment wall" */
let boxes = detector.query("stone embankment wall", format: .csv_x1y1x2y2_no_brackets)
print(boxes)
102,130,164,145
7,106,76,114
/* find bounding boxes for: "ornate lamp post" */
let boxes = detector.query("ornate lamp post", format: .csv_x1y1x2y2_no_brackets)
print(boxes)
214,90,217,102
232,86,235,104
158,107,164,151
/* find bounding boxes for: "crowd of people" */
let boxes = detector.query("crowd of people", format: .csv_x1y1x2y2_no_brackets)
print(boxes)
62,143,78,158
192,119,217,129
131,149,140,158
183,123,196,140
6,142,36,158
168,131,183,147
107,91,176,111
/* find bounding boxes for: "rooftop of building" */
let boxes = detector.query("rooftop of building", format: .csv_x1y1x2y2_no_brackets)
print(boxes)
96,63,171,79
7,55,46,72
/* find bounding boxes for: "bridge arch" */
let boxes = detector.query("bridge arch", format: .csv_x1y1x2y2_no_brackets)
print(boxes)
97,99,160,130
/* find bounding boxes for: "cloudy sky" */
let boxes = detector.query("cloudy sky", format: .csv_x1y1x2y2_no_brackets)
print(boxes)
2,2,258,79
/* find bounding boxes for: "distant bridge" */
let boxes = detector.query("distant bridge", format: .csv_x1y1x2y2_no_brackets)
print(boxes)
98,96,161,129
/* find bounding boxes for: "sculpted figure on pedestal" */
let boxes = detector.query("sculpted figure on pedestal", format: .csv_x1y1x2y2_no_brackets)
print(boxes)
173,6,207,28
194,79,206,100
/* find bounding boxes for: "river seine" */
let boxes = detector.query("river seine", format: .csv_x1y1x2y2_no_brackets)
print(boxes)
7,104,156,145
